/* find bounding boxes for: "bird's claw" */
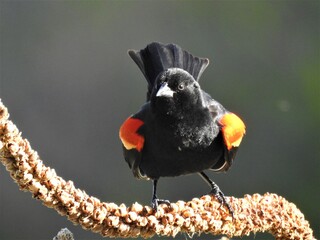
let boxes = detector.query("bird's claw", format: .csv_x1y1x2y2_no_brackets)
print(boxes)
209,187,234,217
151,197,170,210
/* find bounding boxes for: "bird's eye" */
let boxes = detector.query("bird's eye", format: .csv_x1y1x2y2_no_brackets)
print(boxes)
178,83,184,91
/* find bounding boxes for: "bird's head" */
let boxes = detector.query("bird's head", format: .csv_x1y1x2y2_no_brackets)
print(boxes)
151,68,204,116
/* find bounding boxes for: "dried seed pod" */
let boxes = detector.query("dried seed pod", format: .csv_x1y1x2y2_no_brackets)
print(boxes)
130,202,143,213
128,211,138,221
136,216,148,227
93,206,107,223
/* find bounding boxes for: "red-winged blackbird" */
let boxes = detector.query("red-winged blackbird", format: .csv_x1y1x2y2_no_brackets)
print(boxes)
119,42,245,213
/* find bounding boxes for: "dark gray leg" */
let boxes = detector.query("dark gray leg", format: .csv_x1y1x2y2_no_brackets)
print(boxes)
198,171,233,216
151,179,170,210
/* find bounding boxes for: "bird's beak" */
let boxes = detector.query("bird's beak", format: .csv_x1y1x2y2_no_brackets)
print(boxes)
156,83,174,98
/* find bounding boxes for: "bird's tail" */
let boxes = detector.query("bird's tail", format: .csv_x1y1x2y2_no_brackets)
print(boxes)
128,42,209,100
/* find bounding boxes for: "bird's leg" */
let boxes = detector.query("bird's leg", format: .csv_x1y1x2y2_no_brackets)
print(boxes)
198,171,234,216
151,179,170,210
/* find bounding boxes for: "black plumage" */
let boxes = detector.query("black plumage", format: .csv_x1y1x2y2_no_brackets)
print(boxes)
128,42,209,100
120,42,245,211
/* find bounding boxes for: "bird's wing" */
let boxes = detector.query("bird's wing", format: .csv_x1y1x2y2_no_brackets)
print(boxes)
119,104,149,179
203,91,246,172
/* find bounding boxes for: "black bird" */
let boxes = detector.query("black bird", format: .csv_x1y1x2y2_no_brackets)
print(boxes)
119,42,245,213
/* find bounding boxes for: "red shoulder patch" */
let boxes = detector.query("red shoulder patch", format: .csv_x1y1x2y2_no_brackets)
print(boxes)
119,117,145,152
219,113,246,150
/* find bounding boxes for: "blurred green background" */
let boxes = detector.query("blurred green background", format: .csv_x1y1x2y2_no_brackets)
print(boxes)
0,1,319,239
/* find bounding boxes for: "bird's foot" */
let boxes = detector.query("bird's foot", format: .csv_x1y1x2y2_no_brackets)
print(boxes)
151,196,170,210
209,185,234,217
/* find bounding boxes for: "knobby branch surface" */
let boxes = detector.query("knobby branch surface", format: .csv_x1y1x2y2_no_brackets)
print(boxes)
0,99,315,239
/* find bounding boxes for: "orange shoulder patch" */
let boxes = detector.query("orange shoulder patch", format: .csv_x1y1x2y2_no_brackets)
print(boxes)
219,113,246,150
119,117,145,152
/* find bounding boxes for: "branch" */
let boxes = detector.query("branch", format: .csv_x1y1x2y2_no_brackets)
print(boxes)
0,99,314,239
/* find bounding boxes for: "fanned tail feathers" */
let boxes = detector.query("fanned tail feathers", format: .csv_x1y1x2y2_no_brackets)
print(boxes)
128,42,209,100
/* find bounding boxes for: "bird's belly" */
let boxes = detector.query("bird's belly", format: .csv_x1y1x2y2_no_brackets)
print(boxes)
139,137,224,179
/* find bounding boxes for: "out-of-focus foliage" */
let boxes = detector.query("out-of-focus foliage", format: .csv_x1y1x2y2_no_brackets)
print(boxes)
0,1,319,239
